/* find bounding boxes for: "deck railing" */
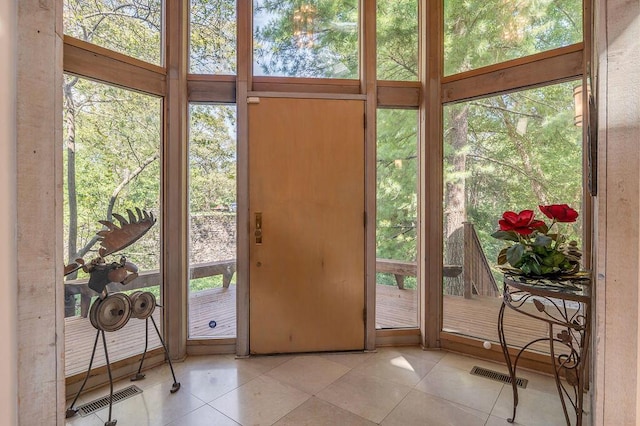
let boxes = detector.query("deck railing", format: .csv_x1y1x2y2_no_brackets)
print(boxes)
65,223,497,318
64,260,236,318
377,222,498,299
463,222,499,298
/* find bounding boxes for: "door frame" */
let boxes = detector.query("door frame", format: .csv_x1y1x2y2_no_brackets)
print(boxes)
234,0,394,356
236,90,376,356
247,96,366,354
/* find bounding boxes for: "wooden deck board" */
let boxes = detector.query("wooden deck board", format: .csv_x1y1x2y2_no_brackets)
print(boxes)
376,284,418,328
65,283,569,377
443,294,577,354
65,310,163,377
188,285,237,338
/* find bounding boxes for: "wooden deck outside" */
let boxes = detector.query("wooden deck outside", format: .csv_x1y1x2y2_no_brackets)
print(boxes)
65,283,569,377
65,310,163,377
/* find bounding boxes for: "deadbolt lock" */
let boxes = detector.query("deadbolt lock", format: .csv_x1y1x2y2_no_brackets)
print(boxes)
255,212,262,244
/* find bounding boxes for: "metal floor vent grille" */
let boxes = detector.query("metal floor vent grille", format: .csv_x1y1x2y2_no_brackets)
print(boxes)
76,385,143,417
470,366,528,388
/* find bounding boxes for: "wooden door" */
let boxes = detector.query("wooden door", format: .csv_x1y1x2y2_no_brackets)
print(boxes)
249,97,365,354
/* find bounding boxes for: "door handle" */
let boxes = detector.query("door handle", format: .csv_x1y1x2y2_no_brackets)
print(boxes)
255,212,262,244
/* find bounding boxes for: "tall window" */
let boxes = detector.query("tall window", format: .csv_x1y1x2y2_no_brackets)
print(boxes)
188,104,238,339
441,82,583,349
376,109,419,329
63,76,162,376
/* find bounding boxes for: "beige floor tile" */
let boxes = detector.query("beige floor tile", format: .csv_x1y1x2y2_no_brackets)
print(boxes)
437,352,562,395
134,361,184,390
165,405,240,426
266,355,350,395
319,351,374,368
66,377,147,411
375,346,447,364
235,354,295,375
316,370,412,423
381,390,488,426
415,364,503,414
352,351,438,387
211,375,310,426
511,369,563,395
92,381,206,426
174,359,264,403
485,414,524,425
436,352,508,374
491,385,574,426
64,348,574,425
65,413,106,426
173,354,234,371
273,397,376,426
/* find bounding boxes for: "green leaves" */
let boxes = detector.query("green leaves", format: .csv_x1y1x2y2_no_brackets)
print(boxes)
542,251,565,267
533,234,552,247
506,244,524,267
491,230,519,242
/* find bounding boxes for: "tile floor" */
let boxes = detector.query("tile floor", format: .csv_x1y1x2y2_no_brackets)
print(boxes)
66,347,587,426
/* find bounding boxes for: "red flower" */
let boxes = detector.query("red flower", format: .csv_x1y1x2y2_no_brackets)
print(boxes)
539,204,579,223
499,210,546,235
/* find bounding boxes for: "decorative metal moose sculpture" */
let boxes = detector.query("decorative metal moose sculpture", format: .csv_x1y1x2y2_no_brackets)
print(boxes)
65,208,180,426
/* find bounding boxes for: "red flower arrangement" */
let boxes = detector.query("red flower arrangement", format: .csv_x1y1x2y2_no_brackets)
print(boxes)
492,204,582,276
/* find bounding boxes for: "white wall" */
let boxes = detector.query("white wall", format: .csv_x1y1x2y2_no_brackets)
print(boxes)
0,0,18,424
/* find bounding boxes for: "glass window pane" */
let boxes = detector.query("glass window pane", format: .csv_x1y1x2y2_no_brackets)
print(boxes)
63,75,162,376
442,82,583,352
444,0,583,76
253,0,359,78
376,109,419,329
64,0,163,65
377,0,418,81
188,104,237,339
190,0,237,74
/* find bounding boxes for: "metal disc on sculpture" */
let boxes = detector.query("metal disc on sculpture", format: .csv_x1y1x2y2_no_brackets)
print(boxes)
130,291,156,319
89,293,132,332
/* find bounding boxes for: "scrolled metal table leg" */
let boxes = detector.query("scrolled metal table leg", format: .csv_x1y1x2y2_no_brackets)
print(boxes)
498,301,518,423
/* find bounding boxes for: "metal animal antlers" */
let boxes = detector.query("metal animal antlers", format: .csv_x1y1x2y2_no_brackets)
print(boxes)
97,208,156,257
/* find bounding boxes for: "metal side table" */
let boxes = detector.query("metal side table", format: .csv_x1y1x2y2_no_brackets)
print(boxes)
498,272,591,425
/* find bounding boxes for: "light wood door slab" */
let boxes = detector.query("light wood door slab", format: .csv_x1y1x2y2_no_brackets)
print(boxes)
249,97,365,354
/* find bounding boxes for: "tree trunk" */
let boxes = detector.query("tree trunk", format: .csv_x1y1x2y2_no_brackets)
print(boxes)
63,80,79,315
64,81,78,272
443,105,468,296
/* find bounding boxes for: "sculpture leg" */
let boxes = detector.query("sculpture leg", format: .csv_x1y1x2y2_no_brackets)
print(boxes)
131,317,149,381
101,330,117,426
150,315,181,393
66,329,101,418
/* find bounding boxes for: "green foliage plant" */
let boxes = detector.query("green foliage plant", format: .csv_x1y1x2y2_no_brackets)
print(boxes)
492,204,582,277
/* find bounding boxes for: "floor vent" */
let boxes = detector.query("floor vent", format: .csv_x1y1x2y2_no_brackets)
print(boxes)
76,385,143,417
470,366,528,388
